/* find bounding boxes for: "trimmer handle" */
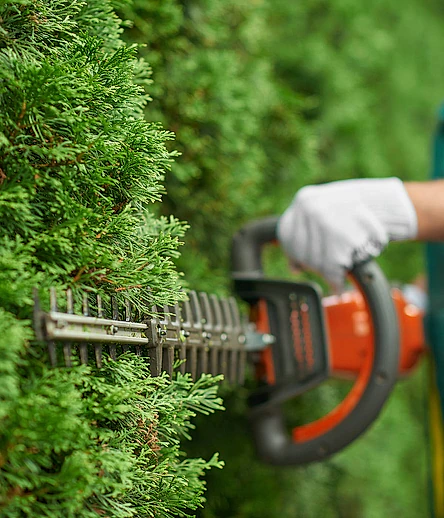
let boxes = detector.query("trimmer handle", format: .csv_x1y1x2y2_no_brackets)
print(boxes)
231,216,279,276
232,217,400,465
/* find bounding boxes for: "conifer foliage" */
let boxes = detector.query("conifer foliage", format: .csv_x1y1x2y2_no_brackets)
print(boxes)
120,0,274,292
0,1,222,516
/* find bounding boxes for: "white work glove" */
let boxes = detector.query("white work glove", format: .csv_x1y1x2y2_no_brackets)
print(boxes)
277,177,418,289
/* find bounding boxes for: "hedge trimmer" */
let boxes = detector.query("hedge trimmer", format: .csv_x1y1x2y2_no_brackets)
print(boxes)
34,217,426,465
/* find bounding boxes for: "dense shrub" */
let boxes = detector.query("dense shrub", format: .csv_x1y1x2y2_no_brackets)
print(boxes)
120,0,274,292
0,1,222,515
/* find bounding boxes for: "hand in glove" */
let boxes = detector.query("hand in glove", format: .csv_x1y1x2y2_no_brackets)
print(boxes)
277,178,418,289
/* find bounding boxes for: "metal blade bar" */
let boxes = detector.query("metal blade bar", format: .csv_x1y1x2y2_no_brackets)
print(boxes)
34,289,248,384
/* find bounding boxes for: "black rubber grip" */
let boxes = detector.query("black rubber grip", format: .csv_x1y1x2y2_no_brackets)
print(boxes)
232,217,400,465
231,216,279,276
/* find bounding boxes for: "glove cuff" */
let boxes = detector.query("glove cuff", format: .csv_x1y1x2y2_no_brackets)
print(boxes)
361,177,418,241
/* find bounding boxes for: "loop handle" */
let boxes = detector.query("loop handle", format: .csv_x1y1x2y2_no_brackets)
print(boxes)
232,217,400,465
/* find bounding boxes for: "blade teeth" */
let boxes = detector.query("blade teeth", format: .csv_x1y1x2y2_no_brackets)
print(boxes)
97,294,103,318
148,345,161,376
199,292,213,326
48,289,58,366
148,306,162,377
190,346,198,380
65,289,73,366
48,341,57,367
229,297,244,384
109,297,120,360
63,343,72,368
181,298,193,378
66,289,74,314
209,295,223,376
224,297,236,381
82,292,89,317
112,297,119,320
161,305,174,377
182,299,192,324
118,299,126,356
125,299,132,321
198,333,209,379
94,344,103,368
199,292,212,379
190,292,203,380
210,345,219,376
174,303,186,374
162,304,172,325
50,287,58,312
79,343,88,365
109,343,117,361
221,298,233,329
37,288,246,383
229,297,241,330
173,303,182,324
179,330,187,375
189,291,203,325
171,304,182,375
209,294,223,329
162,341,174,377
229,350,237,384
189,296,199,378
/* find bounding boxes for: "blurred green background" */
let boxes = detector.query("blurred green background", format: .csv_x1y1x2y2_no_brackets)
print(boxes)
119,0,444,515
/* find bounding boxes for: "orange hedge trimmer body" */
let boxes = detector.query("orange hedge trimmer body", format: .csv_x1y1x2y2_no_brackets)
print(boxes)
233,217,426,465
254,284,426,386
325,288,425,379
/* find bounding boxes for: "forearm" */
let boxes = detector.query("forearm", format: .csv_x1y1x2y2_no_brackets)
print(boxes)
404,180,444,240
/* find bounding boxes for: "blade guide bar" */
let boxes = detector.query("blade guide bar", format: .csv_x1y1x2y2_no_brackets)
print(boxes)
34,289,247,383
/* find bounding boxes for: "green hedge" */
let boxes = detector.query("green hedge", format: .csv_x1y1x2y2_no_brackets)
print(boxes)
0,1,223,515
120,0,274,292
1,0,441,514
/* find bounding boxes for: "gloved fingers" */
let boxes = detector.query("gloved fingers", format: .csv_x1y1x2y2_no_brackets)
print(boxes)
279,201,350,288
350,210,389,264
323,265,348,293
308,215,387,289
305,210,325,274
277,182,395,291
278,202,310,266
